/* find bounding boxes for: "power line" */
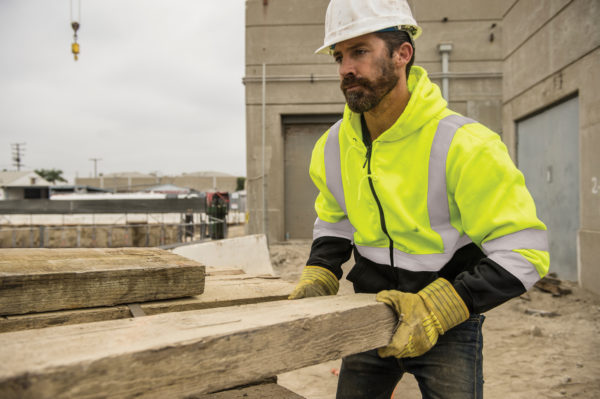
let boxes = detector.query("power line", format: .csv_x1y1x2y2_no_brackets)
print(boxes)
11,143,26,171
89,158,102,178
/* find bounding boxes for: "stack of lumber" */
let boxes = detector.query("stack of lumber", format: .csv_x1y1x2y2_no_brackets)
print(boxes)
0,248,206,316
0,247,397,398
1,266,293,333
0,295,395,398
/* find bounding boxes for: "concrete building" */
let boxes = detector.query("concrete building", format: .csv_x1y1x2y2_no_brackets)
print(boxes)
501,0,600,294
245,0,600,292
0,171,51,200
244,0,508,241
75,171,238,193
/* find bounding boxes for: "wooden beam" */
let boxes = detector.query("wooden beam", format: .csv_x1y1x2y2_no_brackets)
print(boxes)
0,295,397,398
0,248,205,316
195,383,305,399
140,274,293,315
0,273,294,332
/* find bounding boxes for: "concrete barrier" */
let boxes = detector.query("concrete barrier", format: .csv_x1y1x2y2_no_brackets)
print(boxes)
172,234,275,276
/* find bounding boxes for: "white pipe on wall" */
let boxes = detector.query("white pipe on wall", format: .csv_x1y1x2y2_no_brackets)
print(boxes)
438,43,453,101
261,63,267,239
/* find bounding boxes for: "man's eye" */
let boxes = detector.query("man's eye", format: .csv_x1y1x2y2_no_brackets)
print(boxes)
355,49,367,55
334,56,342,64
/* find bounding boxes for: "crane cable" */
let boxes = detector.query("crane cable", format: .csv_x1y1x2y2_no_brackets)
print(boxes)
70,0,81,61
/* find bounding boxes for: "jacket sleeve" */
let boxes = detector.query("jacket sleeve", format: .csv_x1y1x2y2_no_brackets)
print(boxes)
306,236,353,279
305,129,354,279
447,125,550,314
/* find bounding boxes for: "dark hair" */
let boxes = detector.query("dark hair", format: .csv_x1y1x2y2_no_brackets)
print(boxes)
374,30,415,78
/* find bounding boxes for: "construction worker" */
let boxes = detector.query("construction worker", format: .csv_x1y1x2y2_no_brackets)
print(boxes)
288,0,550,398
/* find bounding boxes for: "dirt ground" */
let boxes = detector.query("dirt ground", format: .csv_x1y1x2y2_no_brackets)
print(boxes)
265,237,600,399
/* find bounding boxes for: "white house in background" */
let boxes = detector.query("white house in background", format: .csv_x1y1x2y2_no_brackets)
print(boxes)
0,171,51,200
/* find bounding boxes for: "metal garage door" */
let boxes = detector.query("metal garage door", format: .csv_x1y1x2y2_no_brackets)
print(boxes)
517,96,579,281
283,115,342,239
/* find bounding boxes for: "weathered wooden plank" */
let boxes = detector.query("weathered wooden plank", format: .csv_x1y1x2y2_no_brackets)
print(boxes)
0,248,205,316
0,273,294,332
193,383,305,399
140,275,293,315
0,295,396,399
0,306,132,332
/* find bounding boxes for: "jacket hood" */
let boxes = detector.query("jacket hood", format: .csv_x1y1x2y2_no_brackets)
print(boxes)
343,66,447,142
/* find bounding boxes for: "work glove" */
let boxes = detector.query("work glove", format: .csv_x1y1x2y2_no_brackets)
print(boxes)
288,266,339,299
376,277,469,358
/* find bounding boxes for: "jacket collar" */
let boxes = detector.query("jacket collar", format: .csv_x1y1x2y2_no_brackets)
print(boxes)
342,66,447,143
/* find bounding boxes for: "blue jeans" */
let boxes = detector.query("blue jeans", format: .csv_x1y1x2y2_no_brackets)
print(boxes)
336,314,485,399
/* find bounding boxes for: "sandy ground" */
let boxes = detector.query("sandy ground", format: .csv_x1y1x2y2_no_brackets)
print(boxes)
263,236,600,399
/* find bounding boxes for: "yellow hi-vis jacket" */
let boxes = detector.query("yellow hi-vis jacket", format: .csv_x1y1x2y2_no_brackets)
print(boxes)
307,66,549,313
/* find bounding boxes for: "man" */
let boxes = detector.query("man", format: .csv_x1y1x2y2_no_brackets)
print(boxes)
288,0,550,398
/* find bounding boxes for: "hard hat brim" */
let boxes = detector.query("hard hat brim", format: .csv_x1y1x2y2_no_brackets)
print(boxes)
315,24,421,55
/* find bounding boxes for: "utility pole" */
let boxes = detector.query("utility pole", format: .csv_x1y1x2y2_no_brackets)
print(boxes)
89,158,102,178
261,63,268,241
11,143,26,171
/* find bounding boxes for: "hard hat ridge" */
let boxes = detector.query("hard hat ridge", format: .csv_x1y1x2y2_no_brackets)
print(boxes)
316,0,422,55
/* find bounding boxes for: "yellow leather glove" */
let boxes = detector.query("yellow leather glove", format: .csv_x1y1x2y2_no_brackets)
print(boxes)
288,266,339,299
376,277,469,358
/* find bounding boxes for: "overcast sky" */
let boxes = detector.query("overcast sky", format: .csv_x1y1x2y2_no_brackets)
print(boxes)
0,0,246,182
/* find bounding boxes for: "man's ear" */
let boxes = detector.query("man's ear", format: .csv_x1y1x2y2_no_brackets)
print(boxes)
393,42,413,69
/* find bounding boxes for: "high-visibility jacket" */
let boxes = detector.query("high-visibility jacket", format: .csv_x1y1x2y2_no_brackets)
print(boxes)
306,66,549,313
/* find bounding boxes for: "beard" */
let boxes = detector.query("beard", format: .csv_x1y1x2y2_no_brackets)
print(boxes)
340,55,399,113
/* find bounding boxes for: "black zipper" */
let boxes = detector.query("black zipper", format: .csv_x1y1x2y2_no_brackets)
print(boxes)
361,117,395,267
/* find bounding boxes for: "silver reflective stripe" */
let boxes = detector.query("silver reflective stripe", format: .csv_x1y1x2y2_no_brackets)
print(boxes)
313,217,355,241
324,119,346,214
356,233,472,272
488,251,541,289
357,114,476,271
428,114,476,252
321,114,478,272
482,228,549,254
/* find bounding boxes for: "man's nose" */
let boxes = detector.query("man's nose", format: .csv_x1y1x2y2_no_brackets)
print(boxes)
339,56,356,78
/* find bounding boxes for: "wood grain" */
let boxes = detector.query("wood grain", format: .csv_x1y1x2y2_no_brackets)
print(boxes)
191,383,305,399
0,273,293,332
0,248,205,316
0,294,397,398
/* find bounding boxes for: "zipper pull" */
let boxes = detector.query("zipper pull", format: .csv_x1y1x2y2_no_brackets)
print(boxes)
363,145,372,168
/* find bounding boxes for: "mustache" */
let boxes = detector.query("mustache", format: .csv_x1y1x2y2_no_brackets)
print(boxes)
340,75,372,91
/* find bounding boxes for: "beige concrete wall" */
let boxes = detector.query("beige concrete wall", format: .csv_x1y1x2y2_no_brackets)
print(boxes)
502,0,600,293
245,0,336,241
172,176,237,193
245,0,510,242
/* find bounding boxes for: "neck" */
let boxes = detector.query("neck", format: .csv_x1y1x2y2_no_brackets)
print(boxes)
364,79,410,141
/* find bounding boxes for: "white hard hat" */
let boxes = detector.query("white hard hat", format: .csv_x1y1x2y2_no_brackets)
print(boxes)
316,0,422,55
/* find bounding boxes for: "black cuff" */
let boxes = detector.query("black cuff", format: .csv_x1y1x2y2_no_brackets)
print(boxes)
306,236,352,280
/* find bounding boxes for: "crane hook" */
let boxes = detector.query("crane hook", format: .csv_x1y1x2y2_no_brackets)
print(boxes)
71,21,80,61
70,0,81,61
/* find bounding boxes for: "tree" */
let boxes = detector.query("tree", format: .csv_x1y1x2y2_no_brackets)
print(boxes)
35,168,67,184
236,177,246,191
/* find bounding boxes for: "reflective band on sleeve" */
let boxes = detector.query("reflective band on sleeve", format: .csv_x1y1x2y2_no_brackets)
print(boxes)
428,114,476,252
482,228,549,254
324,119,346,214
313,217,355,241
488,250,542,289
